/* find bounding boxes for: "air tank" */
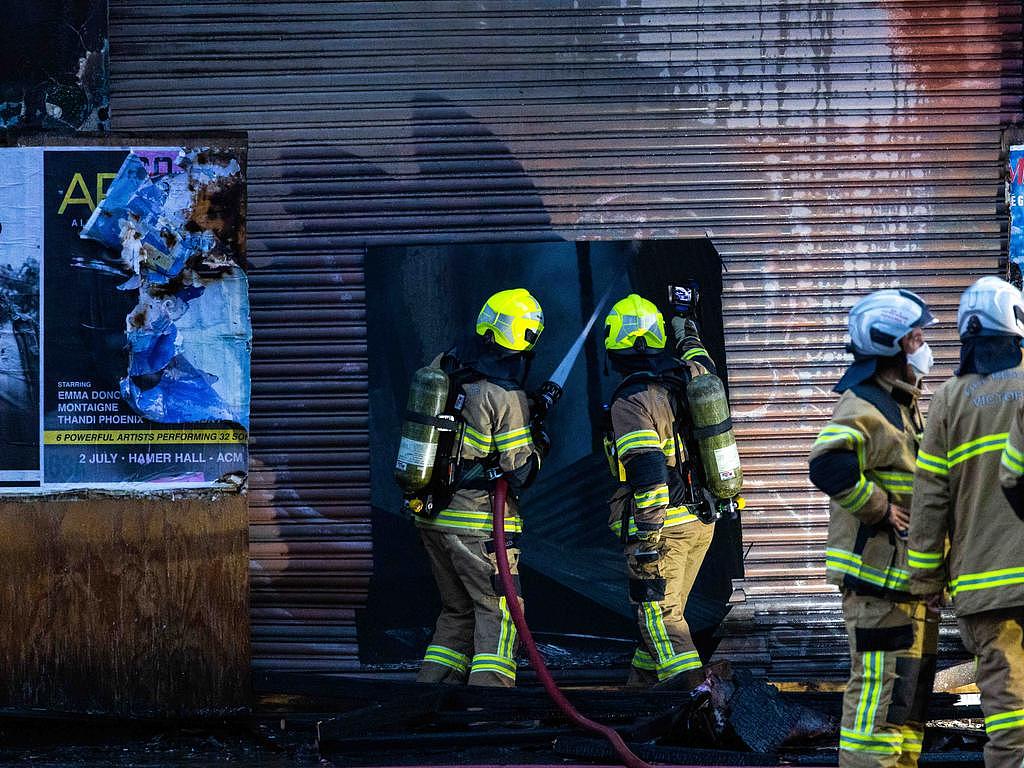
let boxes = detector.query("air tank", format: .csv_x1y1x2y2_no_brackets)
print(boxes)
687,372,743,499
394,366,450,492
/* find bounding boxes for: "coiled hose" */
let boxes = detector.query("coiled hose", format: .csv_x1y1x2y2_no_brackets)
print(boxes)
491,477,652,768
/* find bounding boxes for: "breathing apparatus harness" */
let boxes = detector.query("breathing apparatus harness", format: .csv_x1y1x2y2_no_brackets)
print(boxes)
602,362,725,548
397,339,553,520
395,351,474,518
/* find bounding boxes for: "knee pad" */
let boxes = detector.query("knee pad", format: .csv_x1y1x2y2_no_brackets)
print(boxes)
629,577,666,603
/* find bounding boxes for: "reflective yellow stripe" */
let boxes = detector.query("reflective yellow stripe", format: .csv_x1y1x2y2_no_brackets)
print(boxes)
421,508,523,533
497,437,533,452
640,599,700,681
815,425,867,466
642,602,673,662
660,436,683,457
471,654,517,672
616,429,662,456
473,600,519,680
916,449,949,476
682,347,709,361
951,567,1024,596
863,650,885,731
837,475,874,513
664,506,699,526
853,651,885,734
872,470,914,495
841,728,901,745
1003,441,1024,475
840,727,902,754
840,728,901,744
610,505,698,536
907,548,943,570
632,648,657,670
497,597,517,660
947,433,1009,467
656,651,702,681
815,426,865,446
470,652,517,680
634,485,670,509
900,726,923,754
825,548,909,590
985,709,1024,734
495,426,533,452
469,665,515,679
874,470,914,482
463,425,494,452
423,644,469,673
494,426,531,441
471,653,517,673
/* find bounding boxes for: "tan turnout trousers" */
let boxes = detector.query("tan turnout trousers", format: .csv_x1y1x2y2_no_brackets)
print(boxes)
958,609,1024,768
839,593,938,768
628,521,715,686
416,528,522,687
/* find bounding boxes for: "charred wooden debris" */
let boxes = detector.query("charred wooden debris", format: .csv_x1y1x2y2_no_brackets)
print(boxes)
300,665,988,766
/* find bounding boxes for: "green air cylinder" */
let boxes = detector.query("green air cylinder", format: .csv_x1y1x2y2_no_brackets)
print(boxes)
686,372,743,499
394,366,450,493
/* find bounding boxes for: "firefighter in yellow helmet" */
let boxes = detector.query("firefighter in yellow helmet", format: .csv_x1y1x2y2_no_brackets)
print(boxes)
412,288,546,687
603,293,720,688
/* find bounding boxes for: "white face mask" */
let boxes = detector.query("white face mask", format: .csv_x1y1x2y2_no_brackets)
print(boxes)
906,342,933,377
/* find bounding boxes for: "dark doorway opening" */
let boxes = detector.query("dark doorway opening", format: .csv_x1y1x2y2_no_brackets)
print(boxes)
359,239,743,671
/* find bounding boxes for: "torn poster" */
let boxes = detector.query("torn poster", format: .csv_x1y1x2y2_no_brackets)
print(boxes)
0,143,248,492
80,149,250,428
1011,146,1024,271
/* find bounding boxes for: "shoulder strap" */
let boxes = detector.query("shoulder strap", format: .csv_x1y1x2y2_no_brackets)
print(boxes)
610,371,657,404
610,366,691,406
440,350,483,386
436,350,483,418
850,382,904,431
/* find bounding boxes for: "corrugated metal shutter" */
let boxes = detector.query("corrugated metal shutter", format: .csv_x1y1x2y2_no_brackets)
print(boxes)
108,0,1023,676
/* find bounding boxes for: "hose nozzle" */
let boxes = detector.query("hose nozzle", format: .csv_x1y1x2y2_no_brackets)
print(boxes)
531,380,563,420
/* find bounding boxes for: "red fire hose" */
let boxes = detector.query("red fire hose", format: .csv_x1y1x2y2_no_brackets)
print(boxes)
491,477,652,768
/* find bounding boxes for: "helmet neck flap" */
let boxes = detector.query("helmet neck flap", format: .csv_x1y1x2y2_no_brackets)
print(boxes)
957,335,1023,377
608,348,677,378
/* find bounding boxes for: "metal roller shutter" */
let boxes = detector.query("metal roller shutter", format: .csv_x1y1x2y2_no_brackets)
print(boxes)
108,0,1023,676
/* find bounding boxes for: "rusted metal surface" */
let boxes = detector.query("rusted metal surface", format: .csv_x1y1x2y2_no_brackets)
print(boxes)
0,492,250,715
108,1,1022,676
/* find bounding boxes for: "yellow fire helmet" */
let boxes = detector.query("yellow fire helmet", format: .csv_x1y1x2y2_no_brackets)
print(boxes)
604,293,667,352
476,288,545,352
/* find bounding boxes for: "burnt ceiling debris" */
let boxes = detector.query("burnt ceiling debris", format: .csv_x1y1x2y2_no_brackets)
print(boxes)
0,0,108,133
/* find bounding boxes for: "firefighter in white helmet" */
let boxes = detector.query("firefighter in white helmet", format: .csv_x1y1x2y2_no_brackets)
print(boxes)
809,289,938,768
910,276,1024,768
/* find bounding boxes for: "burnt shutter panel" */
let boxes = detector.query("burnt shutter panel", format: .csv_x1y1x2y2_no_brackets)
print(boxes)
109,1,1022,677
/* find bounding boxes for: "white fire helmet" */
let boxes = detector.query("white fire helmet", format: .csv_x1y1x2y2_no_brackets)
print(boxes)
957,276,1024,339
848,289,935,358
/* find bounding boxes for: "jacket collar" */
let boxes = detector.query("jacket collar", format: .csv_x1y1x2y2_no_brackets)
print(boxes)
847,375,920,432
883,376,921,408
